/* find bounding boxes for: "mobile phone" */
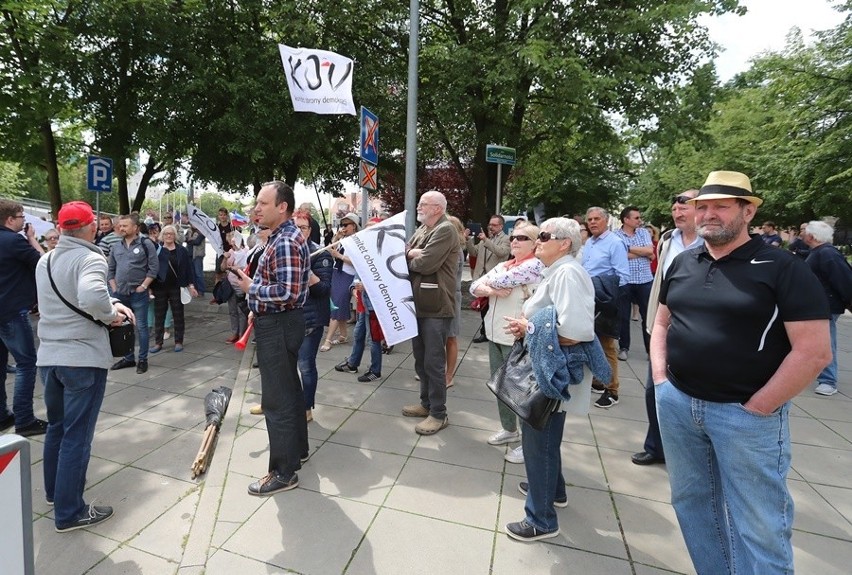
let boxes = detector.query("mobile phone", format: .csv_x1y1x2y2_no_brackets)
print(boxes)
228,267,241,275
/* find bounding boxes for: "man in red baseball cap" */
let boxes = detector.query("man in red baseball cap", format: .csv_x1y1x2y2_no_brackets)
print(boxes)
35,200,135,532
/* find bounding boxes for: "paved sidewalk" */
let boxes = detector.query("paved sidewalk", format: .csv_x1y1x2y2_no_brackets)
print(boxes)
6,303,852,574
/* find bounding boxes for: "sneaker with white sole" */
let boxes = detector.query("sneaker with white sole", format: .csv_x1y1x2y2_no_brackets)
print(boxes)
488,429,520,445
357,371,381,382
594,390,619,408
55,504,114,533
518,481,568,508
334,361,358,373
505,445,524,464
815,383,838,396
506,519,559,542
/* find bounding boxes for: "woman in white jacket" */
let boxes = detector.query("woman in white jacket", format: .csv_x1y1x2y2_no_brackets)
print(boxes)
470,223,544,464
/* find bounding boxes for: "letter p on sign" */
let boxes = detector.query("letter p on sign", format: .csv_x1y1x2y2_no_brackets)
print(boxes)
87,156,113,192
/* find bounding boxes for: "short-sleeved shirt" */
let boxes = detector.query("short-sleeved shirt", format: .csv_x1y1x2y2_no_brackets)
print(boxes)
660,235,829,403
615,227,654,284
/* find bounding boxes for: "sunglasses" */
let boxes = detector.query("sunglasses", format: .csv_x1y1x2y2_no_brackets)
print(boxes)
672,195,692,205
537,231,564,242
509,235,532,242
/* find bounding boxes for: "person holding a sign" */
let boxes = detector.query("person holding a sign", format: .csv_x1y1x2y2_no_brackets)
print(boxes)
402,191,460,435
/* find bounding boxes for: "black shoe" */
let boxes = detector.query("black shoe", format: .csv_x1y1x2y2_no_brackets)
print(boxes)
334,361,358,373
518,481,568,508
111,358,136,371
0,413,14,431
506,519,559,542
472,333,488,343
357,371,381,382
631,452,665,466
55,504,114,533
594,390,619,409
16,418,48,437
136,360,148,374
591,381,606,394
247,471,299,496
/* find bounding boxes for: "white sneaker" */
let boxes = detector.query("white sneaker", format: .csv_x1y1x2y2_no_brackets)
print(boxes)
488,429,520,445
815,383,838,396
505,445,524,464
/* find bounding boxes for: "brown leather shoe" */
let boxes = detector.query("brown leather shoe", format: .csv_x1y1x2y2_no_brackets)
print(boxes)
415,415,449,435
250,405,263,415
402,404,429,418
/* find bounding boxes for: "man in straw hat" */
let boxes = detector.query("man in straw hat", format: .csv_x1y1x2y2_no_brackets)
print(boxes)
650,171,831,573
35,201,135,532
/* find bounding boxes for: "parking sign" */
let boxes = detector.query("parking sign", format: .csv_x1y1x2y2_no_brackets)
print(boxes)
87,156,113,192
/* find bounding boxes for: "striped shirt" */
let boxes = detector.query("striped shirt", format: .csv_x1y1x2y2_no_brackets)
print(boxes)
247,219,310,314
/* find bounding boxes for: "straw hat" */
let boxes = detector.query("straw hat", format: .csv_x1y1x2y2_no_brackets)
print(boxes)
690,171,763,207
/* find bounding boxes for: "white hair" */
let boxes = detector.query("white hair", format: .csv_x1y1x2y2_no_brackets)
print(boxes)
540,217,582,256
805,220,834,244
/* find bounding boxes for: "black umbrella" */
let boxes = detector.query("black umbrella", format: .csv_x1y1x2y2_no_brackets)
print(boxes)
192,386,233,478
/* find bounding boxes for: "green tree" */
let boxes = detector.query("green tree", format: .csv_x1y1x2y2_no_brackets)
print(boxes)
0,161,27,199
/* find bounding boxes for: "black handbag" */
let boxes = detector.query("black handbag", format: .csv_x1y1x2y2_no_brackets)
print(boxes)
486,339,560,431
46,253,135,357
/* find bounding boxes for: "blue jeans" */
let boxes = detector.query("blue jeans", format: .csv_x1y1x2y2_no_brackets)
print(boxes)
618,281,652,353
0,310,38,427
298,326,324,410
255,309,308,476
816,314,840,388
347,311,381,374
115,291,150,361
520,410,566,533
656,381,794,575
41,366,107,527
192,256,206,295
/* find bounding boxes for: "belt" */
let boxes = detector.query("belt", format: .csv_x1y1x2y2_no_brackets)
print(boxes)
255,306,300,316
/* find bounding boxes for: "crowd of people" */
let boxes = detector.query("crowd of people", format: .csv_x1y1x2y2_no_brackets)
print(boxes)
1,169,850,571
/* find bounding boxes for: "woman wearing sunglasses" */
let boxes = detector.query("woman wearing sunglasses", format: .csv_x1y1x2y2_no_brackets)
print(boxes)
470,223,544,464
502,217,607,542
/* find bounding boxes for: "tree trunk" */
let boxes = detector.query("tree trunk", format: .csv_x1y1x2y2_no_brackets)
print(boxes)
131,157,162,213
40,120,62,219
116,159,130,215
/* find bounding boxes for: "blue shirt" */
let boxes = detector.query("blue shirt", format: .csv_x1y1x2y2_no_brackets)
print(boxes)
582,230,630,286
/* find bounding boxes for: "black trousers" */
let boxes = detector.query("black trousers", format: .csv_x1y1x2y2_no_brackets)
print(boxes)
152,285,185,345
255,309,308,476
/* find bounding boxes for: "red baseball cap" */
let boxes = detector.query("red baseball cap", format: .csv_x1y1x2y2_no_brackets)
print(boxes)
57,201,95,230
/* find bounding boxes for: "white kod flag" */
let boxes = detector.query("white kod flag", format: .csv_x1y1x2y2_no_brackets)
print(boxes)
187,204,224,256
278,44,356,116
340,211,418,346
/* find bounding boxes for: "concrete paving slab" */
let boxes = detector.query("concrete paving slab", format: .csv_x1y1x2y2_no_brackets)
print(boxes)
327,410,421,455
347,507,493,575
491,535,634,575
32,516,121,573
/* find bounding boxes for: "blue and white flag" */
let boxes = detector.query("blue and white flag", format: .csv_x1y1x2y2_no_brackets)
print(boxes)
278,44,356,116
187,204,224,256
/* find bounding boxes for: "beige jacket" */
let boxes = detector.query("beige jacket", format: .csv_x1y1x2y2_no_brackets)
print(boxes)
467,232,511,280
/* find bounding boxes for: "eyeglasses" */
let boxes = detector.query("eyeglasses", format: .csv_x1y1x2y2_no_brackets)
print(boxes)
509,235,532,242
45,236,59,241
672,195,692,205
12,214,25,219
537,231,564,242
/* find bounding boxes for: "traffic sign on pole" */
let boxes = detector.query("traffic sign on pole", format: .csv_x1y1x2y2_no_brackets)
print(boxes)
485,144,516,166
360,107,379,165
87,156,113,192
359,161,378,191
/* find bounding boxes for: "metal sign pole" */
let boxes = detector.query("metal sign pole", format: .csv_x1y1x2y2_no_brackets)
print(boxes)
495,164,503,215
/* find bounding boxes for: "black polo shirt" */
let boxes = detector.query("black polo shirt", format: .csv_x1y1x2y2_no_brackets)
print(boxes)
660,235,828,403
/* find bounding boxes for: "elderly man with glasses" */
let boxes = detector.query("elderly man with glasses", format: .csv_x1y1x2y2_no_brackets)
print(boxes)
402,191,460,435
0,199,46,435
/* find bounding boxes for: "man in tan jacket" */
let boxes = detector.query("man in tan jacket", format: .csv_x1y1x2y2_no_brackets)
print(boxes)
402,191,460,435
466,215,510,342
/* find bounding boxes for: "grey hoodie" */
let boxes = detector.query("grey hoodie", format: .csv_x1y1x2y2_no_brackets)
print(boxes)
35,236,119,369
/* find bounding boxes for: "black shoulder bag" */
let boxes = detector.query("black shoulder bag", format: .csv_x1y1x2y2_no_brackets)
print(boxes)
46,253,135,357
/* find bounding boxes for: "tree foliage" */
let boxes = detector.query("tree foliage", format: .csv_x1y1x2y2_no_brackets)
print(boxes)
633,5,852,228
